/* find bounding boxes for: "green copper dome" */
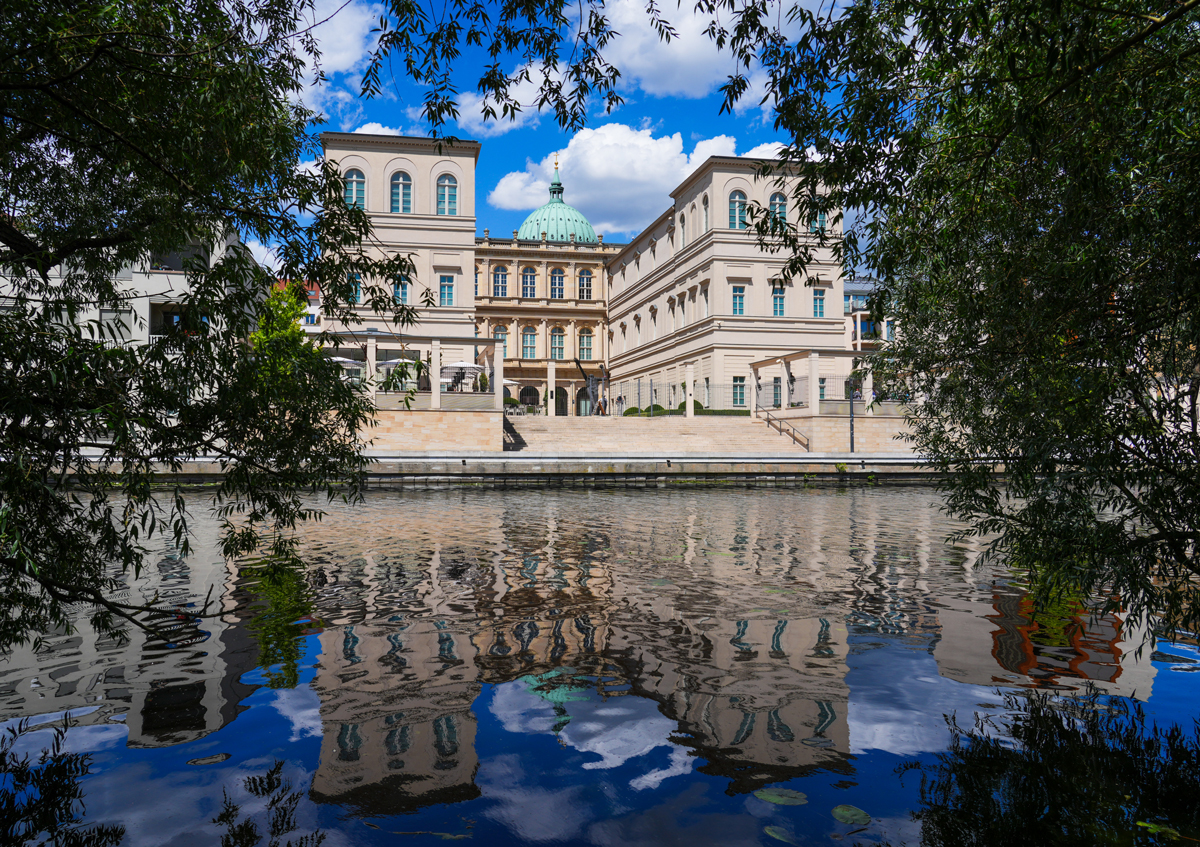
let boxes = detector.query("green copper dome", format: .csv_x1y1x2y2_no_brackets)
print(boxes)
516,167,598,244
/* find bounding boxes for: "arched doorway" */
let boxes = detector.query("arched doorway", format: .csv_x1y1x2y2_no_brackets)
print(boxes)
554,387,568,416
576,388,593,417
519,386,539,406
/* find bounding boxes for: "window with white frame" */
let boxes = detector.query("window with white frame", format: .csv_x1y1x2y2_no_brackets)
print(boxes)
733,376,746,406
494,326,507,357
769,193,787,224
550,268,564,299
772,286,785,317
578,328,593,360
813,288,825,318
522,267,536,298
578,269,592,300
436,174,457,215
493,266,508,297
729,191,747,229
732,285,745,316
348,272,361,304
390,172,412,213
343,169,365,209
810,208,827,232
522,327,537,358
550,327,565,359
439,275,454,306
393,276,409,304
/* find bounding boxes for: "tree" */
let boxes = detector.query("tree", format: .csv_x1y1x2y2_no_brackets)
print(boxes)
368,0,1200,634
0,1,417,648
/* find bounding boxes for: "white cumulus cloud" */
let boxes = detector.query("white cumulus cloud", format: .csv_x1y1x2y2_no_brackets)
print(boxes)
600,0,732,98
351,122,403,136
487,124,785,237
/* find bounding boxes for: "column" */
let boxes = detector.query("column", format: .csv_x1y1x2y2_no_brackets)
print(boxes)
685,362,695,418
567,319,577,364
431,338,441,409
494,339,505,411
366,335,377,404
807,352,820,414
751,362,759,416
863,367,874,416
547,359,556,417
568,380,576,416
539,318,548,359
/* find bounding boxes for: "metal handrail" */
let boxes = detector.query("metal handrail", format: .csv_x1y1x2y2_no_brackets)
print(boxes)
759,408,810,450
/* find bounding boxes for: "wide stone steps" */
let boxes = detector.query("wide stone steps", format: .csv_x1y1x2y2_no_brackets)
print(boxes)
504,415,809,453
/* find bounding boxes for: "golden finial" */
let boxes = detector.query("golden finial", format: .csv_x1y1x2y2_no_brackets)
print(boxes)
554,153,559,169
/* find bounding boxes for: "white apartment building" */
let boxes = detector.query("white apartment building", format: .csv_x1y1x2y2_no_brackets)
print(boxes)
606,156,847,412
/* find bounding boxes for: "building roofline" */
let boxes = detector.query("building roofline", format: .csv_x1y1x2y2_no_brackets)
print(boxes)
320,132,482,160
669,154,792,201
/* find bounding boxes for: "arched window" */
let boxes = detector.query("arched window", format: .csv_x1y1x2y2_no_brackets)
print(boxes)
729,190,747,229
493,326,507,358
578,328,593,361
521,327,537,359
436,174,457,215
577,269,593,300
390,172,412,213
521,267,536,298
702,195,710,231
343,169,365,209
550,327,565,360
550,268,565,299
492,265,508,297
679,214,686,248
519,386,540,406
769,193,787,224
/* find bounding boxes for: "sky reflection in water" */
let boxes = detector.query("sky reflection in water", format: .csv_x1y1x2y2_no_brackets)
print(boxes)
1,487,1196,846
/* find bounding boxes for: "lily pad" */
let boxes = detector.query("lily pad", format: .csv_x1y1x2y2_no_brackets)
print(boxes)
831,804,871,826
754,787,809,806
764,826,800,844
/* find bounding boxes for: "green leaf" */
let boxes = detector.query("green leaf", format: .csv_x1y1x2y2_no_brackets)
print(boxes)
764,826,800,844
832,805,871,826
754,787,809,805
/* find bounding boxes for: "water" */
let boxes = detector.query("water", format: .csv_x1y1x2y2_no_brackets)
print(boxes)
2,487,1198,846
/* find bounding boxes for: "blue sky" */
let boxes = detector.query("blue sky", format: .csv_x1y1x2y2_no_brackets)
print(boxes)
298,0,788,245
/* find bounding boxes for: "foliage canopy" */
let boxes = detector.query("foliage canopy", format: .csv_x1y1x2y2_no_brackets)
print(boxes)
0,0,417,648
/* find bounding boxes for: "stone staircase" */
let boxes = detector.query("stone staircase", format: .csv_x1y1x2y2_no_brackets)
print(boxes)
503,415,809,453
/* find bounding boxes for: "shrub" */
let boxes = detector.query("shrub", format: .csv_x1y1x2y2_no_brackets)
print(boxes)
623,406,641,416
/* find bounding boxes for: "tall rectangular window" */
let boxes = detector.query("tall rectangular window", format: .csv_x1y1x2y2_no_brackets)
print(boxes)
813,288,825,318
732,376,746,406
732,285,745,316
522,329,536,359
494,328,507,358
886,319,896,341
522,268,536,298
578,271,593,300
772,286,785,317
439,275,454,307
844,294,852,315
550,270,564,299
550,331,564,360
393,278,409,305
773,376,781,407
578,332,593,360
819,377,826,400
348,273,361,305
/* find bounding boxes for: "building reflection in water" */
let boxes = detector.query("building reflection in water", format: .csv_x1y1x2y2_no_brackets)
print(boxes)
0,487,1157,817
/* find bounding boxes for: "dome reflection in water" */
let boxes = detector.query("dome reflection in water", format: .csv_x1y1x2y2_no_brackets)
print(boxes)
1,487,1197,846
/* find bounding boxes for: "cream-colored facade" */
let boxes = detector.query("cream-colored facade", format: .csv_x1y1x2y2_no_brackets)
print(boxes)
317,132,482,370
474,232,619,414
606,157,849,412
318,134,857,415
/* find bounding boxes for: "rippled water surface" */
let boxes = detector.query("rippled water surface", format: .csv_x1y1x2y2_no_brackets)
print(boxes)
3,487,1198,846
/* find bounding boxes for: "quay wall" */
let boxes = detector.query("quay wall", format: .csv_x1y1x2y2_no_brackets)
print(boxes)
369,409,503,452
